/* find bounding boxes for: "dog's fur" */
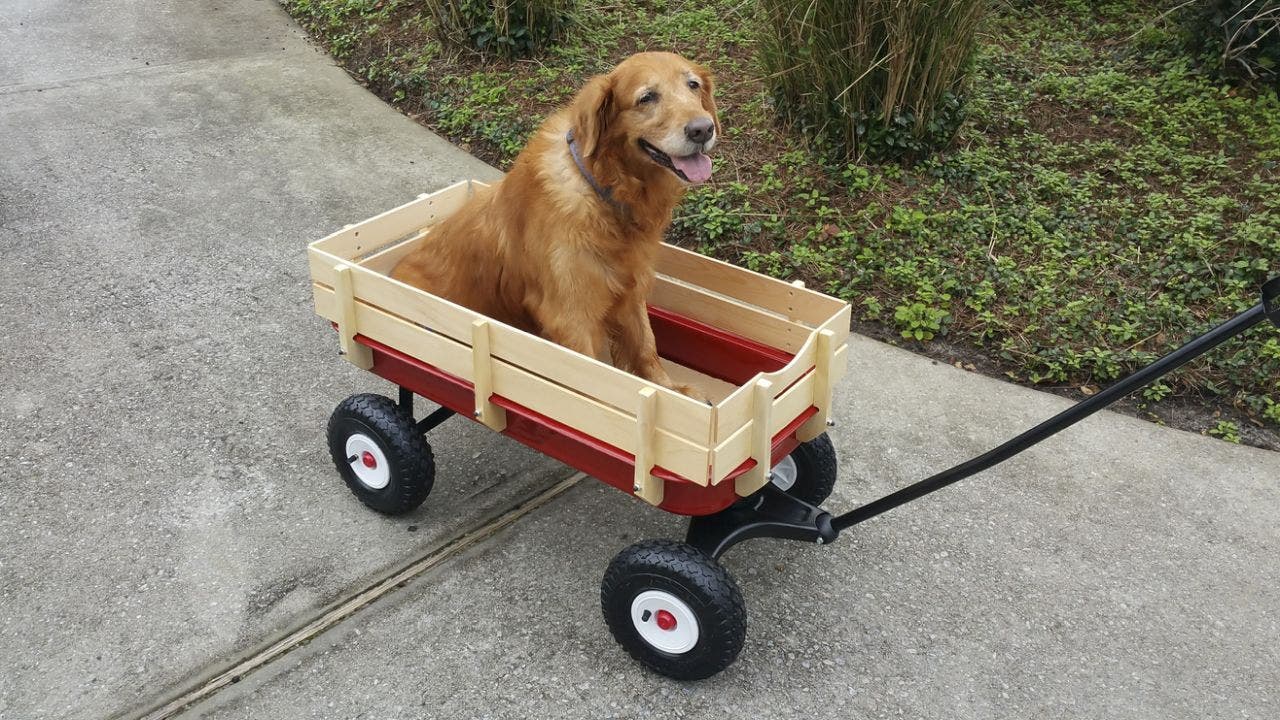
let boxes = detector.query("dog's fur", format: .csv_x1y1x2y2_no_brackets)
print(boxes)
391,52,719,400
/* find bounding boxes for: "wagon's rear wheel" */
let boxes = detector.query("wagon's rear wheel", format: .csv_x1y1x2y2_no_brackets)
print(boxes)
770,432,838,506
327,393,434,515
601,540,746,680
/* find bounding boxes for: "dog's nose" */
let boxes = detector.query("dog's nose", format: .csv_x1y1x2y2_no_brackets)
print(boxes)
685,118,714,145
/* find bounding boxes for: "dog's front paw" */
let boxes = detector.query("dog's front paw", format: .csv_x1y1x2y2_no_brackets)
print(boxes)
673,383,712,405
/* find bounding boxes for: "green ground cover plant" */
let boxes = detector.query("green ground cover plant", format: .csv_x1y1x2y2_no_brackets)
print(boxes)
283,0,1280,446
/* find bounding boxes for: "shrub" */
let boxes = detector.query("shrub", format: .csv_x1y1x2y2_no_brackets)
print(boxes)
423,0,574,57
757,0,984,161
1181,0,1280,85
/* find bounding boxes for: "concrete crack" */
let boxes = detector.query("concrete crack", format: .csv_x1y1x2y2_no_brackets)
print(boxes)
120,472,585,720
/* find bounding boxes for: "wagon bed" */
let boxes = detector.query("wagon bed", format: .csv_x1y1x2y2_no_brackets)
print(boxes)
308,180,851,516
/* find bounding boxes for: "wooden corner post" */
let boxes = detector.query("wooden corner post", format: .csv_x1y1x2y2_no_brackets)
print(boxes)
736,378,774,497
798,329,836,441
333,264,373,370
632,387,663,506
470,319,507,431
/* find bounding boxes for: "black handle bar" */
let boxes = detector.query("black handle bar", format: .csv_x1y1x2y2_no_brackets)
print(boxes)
832,275,1280,533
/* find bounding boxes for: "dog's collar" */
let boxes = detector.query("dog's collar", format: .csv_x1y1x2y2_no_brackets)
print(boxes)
566,129,627,213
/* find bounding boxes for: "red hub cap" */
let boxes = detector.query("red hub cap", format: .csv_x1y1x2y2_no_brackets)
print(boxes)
360,451,377,469
655,609,677,631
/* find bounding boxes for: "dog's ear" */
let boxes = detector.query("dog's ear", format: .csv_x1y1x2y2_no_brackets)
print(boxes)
694,66,720,137
573,73,615,158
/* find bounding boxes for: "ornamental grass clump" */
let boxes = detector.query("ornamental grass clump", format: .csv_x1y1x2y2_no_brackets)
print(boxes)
1180,0,1279,86
424,0,575,57
758,0,984,161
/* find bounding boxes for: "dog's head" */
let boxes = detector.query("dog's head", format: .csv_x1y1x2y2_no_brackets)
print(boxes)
572,52,719,185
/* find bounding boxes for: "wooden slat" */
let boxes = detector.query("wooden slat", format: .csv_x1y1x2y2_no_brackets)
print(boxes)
335,228,839,366
310,181,472,261
798,329,836,441
811,340,849,395
657,244,845,326
711,421,751,484
313,285,712,482
359,229,429,275
770,368,820,438
758,330,817,390
332,265,373,370
714,380,754,443
651,276,810,353
471,319,507,431
832,341,849,384
632,387,663,505
735,379,775,496
818,303,854,348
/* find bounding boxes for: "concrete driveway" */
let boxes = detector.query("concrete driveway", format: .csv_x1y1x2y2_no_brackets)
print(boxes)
1,1,566,717
2,2,1277,719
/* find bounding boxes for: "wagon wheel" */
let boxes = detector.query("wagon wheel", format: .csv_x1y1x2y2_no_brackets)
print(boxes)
601,540,746,680
327,393,434,515
769,432,838,506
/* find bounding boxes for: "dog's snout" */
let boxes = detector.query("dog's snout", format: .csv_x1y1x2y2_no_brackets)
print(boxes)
684,118,714,145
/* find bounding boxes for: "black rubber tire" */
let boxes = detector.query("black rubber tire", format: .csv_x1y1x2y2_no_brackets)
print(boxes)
774,432,838,506
601,540,746,680
327,393,434,515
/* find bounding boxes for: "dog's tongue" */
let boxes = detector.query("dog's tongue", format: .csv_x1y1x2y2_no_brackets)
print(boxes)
672,153,713,184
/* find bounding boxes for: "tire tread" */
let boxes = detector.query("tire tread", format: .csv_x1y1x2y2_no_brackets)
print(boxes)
785,433,838,505
327,393,434,515
601,539,745,680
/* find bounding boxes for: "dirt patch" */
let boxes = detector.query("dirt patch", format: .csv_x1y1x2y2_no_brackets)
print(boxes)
1024,96,1140,145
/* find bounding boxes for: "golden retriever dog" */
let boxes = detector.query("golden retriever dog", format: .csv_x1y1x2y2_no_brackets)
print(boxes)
392,52,719,401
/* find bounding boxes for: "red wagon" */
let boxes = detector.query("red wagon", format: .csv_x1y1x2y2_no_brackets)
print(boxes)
309,180,852,678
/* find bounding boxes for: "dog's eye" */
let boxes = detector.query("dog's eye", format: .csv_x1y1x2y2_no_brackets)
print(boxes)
687,79,701,91
638,91,657,104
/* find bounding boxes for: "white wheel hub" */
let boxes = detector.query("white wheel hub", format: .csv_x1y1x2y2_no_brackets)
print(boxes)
631,590,699,654
770,455,798,491
345,433,391,490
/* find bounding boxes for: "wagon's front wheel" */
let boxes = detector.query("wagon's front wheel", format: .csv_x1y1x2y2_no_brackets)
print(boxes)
601,540,746,680
327,393,434,515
